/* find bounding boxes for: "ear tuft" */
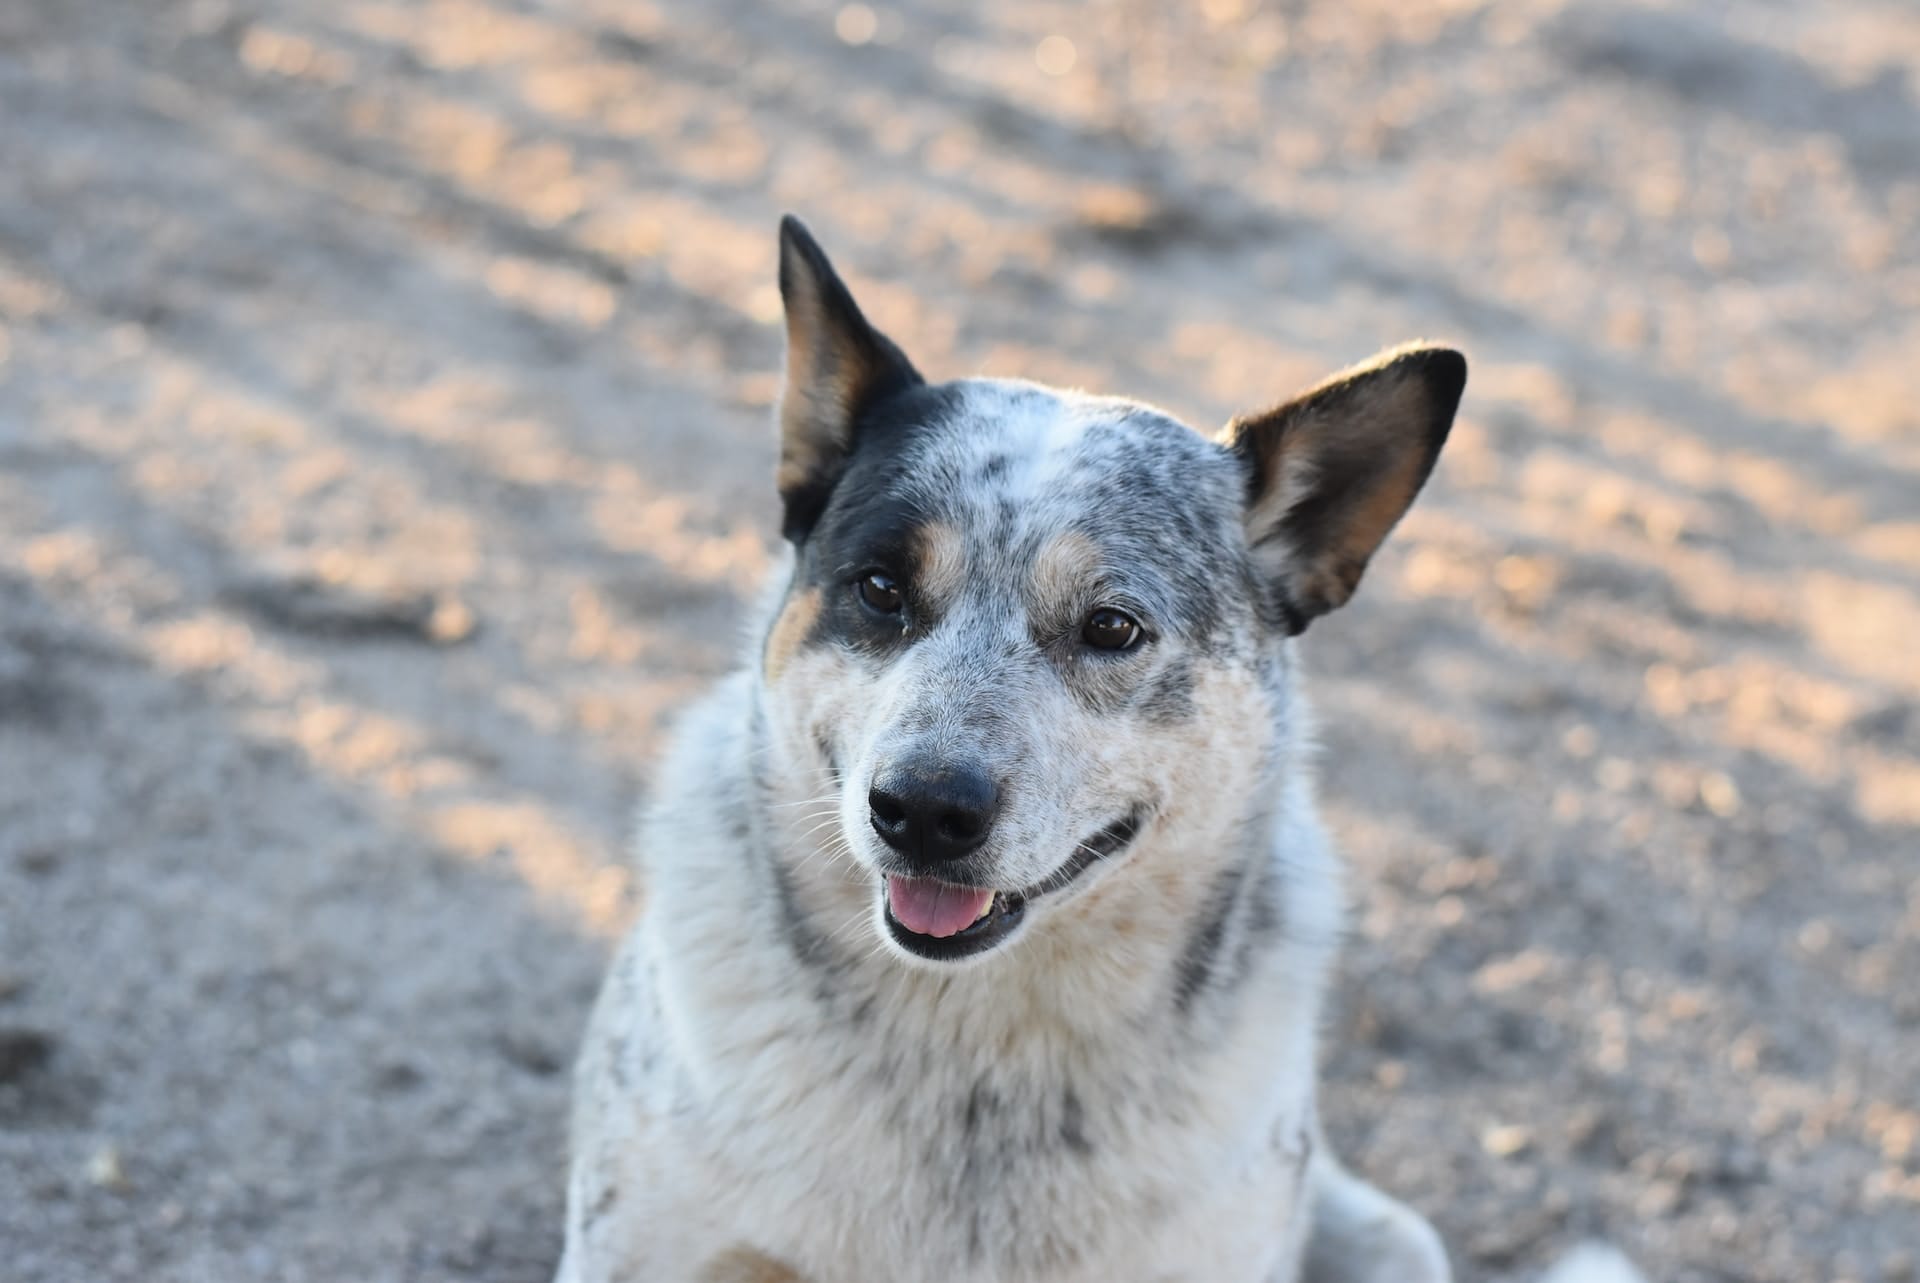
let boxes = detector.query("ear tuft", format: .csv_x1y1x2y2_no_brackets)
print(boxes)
775,216,922,542
1223,343,1466,633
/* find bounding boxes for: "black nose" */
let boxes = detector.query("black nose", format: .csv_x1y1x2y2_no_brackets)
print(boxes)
868,761,1001,868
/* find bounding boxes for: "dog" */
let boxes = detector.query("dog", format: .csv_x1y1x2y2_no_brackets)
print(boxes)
557,217,1639,1283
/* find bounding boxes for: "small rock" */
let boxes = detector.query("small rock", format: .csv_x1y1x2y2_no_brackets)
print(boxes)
1698,771,1741,817
0,1027,54,1082
87,1144,129,1192
374,1059,425,1092
1481,1123,1535,1158
496,1031,563,1077
1635,1176,1686,1217
421,595,477,645
17,844,61,875
1706,1138,1764,1189
1565,1105,1617,1158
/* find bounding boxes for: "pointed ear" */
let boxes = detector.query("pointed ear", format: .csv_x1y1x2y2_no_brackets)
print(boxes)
775,215,924,542
1222,344,1466,634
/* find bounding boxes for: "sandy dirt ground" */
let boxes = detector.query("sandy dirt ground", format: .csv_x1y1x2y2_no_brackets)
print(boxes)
2,0,1917,1279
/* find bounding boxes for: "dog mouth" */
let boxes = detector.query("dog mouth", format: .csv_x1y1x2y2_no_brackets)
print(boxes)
880,808,1146,962
883,878,1026,960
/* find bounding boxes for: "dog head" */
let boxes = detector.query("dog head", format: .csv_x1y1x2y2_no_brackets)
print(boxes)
758,217,1465,968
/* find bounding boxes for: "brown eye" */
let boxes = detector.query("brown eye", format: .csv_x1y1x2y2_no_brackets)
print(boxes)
857,571,904,615
1082,608,1142,651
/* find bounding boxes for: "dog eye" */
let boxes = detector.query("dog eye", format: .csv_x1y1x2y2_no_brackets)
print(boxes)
1081,608,1142,651
857,571,905,615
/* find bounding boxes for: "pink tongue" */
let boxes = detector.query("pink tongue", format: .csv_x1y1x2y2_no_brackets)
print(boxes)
887,876,995,938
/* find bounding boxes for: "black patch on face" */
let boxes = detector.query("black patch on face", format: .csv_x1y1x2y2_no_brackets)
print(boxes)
791,382,975,658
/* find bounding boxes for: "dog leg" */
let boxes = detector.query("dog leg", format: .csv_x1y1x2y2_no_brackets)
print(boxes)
1299,1150,1451,1283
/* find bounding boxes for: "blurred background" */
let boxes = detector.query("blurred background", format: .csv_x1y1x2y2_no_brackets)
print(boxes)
1,0,1916,1279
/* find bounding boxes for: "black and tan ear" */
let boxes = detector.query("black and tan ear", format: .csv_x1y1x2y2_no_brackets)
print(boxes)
775,215,923,542
1222,344,1466,634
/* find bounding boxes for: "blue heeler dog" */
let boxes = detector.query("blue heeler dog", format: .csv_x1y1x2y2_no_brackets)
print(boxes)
557,218,1644,1283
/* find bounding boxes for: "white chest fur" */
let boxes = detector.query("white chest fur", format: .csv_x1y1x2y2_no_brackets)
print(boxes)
576,924,1323,1283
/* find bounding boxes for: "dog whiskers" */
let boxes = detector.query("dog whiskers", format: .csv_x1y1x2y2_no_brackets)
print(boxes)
767,792,841,811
